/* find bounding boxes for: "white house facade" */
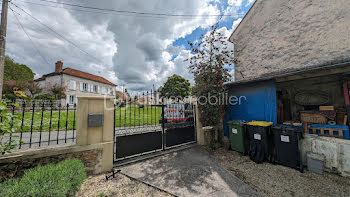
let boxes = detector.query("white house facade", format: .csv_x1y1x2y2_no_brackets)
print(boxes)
35,61,117,104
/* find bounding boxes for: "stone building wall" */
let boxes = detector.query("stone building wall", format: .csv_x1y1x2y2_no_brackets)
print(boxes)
230,0,350,81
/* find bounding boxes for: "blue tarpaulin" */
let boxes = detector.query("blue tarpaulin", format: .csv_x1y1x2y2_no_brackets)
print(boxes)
224,80,277,136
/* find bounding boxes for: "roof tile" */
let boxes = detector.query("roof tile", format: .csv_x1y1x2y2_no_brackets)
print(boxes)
62,68,116,86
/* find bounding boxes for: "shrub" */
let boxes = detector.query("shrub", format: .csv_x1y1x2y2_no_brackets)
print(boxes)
0,159,87,197
2,93,16,101
34,94,55,100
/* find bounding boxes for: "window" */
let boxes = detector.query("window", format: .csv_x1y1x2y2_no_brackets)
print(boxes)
69,80,76,90
66,95,75,104
69,95,74,104
80,82,88,91
93,85,98,93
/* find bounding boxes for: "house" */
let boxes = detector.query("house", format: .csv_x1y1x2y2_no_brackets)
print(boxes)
35,61,117,104
225,0,350,177
116,90,131,101
138,97,153,105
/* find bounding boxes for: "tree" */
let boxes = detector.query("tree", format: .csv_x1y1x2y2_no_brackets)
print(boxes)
4,56,34,82
26,81,42,97
187,22,235,143
2,80,28,98
161,74,191,99
49,84,66,99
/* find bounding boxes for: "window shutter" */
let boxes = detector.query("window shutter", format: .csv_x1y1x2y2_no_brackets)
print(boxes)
66,94,70,104
80,82,83,91
73,81,76,90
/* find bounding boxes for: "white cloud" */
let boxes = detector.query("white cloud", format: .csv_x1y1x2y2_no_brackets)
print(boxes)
7,0,249,91
228,0,243,7
232,18,243,30
246,0,255,7
7,1,117,82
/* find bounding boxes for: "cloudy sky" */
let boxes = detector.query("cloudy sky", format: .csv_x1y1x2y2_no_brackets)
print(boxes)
6,0,255,93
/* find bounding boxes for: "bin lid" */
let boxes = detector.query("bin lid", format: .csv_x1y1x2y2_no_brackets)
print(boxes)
272,124,303,131
247,121,273,127
227,120,244,126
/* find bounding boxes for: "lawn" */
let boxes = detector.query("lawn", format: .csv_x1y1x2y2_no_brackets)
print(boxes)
8,106,162,132
115,106,162,127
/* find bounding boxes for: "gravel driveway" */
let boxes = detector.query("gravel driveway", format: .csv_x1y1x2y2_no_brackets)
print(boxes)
208,147,350,197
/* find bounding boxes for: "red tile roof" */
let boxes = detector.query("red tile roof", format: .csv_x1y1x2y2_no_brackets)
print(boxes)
116,91,130,100
138,97,153,103
35,67,116,86
63,68,116,86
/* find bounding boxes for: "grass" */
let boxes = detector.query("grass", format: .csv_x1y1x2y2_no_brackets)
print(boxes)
114,106,162,127
0,159,86,197
8,106,162,132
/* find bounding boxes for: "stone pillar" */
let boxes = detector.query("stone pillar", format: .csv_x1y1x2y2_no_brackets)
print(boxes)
195,102,216,145
76,96,114,173
195,102,206,145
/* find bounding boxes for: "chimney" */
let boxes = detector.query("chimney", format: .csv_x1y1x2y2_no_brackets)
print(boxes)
55,61,63,73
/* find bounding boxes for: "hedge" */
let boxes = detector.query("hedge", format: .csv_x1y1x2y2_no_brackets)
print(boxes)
0,159,86,197
34,94,55,100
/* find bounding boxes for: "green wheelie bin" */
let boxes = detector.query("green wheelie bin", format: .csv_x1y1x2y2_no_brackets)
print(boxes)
227,120,246,153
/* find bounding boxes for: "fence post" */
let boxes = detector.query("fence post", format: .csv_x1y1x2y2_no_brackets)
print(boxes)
76,96,114,173
195,101,205,145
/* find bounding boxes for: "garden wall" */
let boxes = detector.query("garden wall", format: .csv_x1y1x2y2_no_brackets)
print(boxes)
0,96,115,182
301,134,350,178
0,144,106,181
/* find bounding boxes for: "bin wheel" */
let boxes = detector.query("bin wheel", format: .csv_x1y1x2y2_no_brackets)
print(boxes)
299,163,304,173
271,149,276,164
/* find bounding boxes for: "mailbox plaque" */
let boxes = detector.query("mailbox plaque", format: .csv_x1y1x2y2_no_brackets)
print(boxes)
88,114,104,127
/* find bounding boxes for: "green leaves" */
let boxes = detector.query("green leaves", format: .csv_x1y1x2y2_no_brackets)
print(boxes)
0,101,20,155
161,74,191,99
0,159,87,196
187,21,234,127
4,56,35,82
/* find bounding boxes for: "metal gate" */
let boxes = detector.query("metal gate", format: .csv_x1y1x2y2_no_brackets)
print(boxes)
113,94,196,163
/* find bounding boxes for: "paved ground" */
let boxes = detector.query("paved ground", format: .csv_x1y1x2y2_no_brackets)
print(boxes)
77,173,172,197
119,146,261,197
0,131,76,151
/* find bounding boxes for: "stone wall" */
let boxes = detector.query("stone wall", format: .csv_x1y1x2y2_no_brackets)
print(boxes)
301,134,350,178
0,96,115,182
0,145,103,182
230,0,350,81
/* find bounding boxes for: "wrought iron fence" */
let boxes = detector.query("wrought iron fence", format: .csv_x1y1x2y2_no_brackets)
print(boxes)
0,100,76,150
113,90,197,162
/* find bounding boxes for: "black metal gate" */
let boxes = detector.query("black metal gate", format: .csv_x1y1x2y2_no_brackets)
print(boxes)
113,93,196,163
